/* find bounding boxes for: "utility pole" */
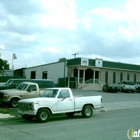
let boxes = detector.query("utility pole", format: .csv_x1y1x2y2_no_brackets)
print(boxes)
72,53,78,58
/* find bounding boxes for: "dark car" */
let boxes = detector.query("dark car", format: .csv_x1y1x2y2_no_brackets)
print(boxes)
0,79,55,90
0,79,32,90
31,79,55,90
102,83,118,92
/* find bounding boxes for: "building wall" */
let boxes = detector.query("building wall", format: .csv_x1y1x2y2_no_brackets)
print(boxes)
24,58,140,87
25,61,67,84
100,68,140,84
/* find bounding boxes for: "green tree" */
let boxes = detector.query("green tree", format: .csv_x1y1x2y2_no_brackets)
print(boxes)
0,58,10,72
58,57,67,62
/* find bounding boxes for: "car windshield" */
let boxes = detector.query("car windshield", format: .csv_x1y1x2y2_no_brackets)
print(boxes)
5,79,14,86
41,89,58,98
16,83,28,90
123,81,135,85
108,83,116,86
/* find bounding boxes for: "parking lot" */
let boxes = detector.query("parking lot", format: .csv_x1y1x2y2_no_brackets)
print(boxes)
0,89,140,118
0,89,140,140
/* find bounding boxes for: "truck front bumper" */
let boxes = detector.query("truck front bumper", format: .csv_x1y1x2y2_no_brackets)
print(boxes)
0,98,9,104
18,109,37,116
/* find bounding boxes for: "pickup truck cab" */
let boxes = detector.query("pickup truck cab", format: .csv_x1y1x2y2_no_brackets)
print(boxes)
119,80,135,93
18,88,102,123
0,82,42,108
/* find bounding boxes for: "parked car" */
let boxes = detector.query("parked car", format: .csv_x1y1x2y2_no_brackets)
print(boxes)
0,79,55,90
0,82,42,107
0,79,32,90
102,83,118,92
0,79,55,108
32,79,55,90
119,80,135,93
135,81,140,92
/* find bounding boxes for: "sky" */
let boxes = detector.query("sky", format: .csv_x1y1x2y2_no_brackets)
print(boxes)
0,0,140,69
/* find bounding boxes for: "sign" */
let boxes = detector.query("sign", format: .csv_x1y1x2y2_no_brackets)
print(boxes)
95,58,103,67
81,58,89,66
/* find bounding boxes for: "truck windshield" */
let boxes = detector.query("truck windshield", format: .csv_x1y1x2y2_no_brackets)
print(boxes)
41,89,58,98
5,79,14,86
16,83,28,90
123,81,135,85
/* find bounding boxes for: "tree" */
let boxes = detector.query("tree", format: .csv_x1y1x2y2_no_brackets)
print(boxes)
58,57,67,62
0,58,10,72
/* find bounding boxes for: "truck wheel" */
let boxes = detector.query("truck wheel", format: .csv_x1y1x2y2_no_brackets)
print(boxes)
22,115,34,121
10,98,19,108
36,109,50,123
81,105,93,118
120,88,123,92
65,112,75,117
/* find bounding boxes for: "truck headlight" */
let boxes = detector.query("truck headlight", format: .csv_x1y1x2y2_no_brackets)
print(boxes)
3,94,9,99
28,103,34,109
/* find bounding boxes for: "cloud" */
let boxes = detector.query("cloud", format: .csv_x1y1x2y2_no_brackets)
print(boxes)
76,0,140,62
1,0,140,69
39,0,78,30
37,46,62,54
0,44,5,49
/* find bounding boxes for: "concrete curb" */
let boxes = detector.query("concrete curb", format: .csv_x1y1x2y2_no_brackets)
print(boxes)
103,101,140,111
0,113,15,119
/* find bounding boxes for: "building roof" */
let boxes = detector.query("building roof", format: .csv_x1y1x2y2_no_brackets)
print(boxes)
67,58,140,71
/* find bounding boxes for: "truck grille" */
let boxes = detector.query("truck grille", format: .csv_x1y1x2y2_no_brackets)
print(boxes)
18,103,29,111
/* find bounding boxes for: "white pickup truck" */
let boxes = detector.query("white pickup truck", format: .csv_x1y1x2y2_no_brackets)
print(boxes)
0,82,42,108
18,88,103,123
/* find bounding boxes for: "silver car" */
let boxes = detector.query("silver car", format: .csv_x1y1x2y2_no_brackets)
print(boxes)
120,80,135,93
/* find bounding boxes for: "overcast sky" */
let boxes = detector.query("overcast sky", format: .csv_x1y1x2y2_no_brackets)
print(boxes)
0,0,140,69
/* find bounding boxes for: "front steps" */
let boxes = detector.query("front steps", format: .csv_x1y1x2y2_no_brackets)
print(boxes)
78,83,103,90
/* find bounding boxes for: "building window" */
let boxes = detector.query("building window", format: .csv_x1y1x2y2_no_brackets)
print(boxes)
134,74,136,83
113,72,116,83
42,71,47,79
95,71,99,80
127,73,130,80
30,71,36,79
120,73,123,82
105,71,108,83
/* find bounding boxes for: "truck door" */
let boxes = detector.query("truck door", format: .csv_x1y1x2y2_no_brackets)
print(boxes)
54,89,75,113
22,85,39,99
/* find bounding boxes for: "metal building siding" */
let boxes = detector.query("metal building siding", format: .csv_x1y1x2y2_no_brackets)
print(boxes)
67,58,95,66
103,61,140,71
67,58,140,71
89,59,95,66
67,58,81,66
25,62,66,84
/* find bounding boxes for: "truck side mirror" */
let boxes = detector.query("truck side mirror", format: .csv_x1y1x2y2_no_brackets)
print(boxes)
27,88,31,92
62,97,66,101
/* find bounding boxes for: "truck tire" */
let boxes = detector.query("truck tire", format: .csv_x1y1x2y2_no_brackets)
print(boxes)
81,105,93,118
22,115,34,121
120,88,124,92
10,98,20,108
36,109,50,123
65,112,75,117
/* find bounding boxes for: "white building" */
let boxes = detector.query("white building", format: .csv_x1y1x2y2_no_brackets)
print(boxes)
25,61,67,85
24,57,140,90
